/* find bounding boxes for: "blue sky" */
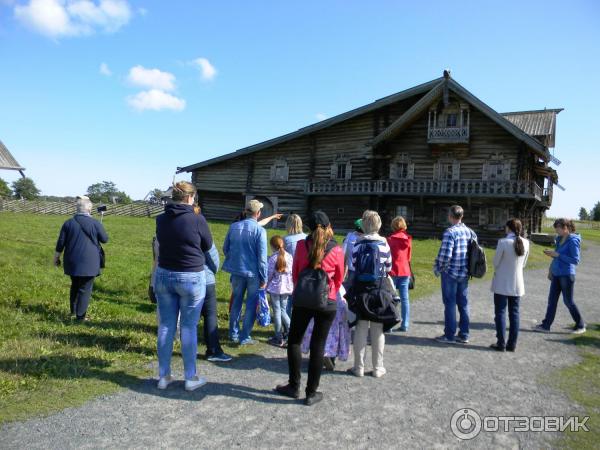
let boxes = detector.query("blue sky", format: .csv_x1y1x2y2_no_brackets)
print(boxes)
1,0,599,217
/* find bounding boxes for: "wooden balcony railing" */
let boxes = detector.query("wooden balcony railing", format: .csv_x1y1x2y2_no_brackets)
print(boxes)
427,126,469,144
305,179,543,200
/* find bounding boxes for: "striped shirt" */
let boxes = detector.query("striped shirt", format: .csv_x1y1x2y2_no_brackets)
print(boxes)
352,233,392,278
434,222,477,279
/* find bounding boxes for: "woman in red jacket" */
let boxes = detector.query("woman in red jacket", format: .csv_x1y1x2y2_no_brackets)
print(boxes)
276,211,345,406
387,216,412,332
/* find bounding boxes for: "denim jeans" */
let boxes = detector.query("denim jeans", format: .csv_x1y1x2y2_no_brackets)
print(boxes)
494,294,519,349
155,268,206,380
542,275,584,330
201,284,223,357
441,273,470,340
393,276,410,330
270,293,291,339
229,274,260,342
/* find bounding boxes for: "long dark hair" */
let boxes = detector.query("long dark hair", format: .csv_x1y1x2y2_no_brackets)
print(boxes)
506,218,525,256
553,218,576,233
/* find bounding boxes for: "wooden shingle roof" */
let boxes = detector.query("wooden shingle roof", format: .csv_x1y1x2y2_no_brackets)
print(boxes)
501,109,563,148
0,140,25,171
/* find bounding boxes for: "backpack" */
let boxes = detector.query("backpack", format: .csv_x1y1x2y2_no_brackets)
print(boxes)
293,241,335,311
467,231,487,278
355,239,385,283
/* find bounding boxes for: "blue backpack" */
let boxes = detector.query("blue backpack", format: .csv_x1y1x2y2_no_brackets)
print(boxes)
355,240,385,282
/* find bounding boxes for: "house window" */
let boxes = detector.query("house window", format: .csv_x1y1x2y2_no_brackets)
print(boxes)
390,153,414,180
330,156,352,180
440,162,454,180
337,207,345,214
488,208,508,226
488,162,504,180
435,159,460,181
397,163,409,179
483,160,510,181
435,206,451,226
446,113,458,127
395,205,413,222
270,159,289,182
336,163,346,180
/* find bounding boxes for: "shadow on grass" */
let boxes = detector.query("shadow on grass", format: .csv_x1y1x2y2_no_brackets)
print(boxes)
548,323,600,350
46,332,155,356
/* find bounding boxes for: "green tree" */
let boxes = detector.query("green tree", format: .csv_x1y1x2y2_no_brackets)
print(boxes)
86,181,132,204
0,177,11,199
12,177,40,200
148,188,164,204
591,202,600,222
578,207,589,221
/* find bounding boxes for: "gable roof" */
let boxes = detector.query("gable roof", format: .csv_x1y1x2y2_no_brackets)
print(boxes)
179,74,554,172
0,140,25,171
177,77,443,172
501,109,562,148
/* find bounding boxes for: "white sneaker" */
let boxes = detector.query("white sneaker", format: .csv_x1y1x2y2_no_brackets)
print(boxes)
185,376,207,391
157,375,174,390
373,368,387,378
571,327,586,335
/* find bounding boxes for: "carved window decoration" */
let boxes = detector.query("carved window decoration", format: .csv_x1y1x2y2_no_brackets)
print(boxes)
434,157,460,180
330,155,352,180
270,158,289,182
483,158,511,181
395,205,413,222
390,153,415,180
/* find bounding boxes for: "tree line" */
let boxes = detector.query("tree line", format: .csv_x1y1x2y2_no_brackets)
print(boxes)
578,203,600,222
0,177,133,204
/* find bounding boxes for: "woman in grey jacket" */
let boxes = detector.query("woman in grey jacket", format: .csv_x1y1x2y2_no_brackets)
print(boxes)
490,219,529,352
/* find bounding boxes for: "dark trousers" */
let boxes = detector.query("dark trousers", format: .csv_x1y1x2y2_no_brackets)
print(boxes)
287,306,336,395
69,276,95,319
494,294,520,350
201,284,223,356
542,275,584,330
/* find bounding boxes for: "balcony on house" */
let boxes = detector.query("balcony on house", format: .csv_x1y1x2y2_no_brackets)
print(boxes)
305,179,543,200
427,104,470,144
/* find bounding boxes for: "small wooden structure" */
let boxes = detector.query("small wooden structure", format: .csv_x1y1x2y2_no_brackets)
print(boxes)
0,140,25,177
178,71,562,241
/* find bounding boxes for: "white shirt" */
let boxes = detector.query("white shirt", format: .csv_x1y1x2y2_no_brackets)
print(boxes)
491,233,530,297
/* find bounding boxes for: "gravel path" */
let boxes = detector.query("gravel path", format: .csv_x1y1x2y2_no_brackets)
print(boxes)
2,244,599,449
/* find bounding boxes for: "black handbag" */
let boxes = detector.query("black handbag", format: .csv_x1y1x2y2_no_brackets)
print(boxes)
409,261,415,290
74,216,106,269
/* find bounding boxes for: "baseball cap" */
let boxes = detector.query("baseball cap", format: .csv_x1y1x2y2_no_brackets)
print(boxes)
354,218,363,231
307,210,330,231
245,199,264,214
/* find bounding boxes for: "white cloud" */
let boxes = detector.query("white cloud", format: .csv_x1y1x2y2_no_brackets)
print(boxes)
99,62,111,76
13,0,132,38
127,89,186,112
192,57,217,81
127,65,176,91
315,113,328,121
137,6,146,16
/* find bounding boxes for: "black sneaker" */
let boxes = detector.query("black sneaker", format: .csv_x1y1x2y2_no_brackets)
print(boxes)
305,391,324,406
275,384,300,399
455,336,469,344
505,347,516,352
489,343,505,352
323,357,336,371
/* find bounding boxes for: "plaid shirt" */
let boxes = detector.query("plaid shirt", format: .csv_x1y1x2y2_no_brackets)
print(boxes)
434,223,477,279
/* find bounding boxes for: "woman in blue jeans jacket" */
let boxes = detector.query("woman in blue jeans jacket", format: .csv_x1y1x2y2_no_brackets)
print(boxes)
155,181,214,392
535,218,586,334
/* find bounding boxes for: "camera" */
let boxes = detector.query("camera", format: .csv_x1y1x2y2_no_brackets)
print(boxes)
97,205,107,213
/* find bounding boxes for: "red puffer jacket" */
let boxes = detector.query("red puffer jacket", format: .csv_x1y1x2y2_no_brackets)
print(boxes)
292,238,345,300
387,230,412,277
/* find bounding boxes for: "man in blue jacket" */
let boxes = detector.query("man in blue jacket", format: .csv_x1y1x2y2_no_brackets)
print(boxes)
223,199,268,345
54,196,108,321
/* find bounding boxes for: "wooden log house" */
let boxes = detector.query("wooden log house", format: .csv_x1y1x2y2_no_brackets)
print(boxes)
178,71,561,242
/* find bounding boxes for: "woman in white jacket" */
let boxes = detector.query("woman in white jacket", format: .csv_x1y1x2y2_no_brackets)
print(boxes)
490,219,530,352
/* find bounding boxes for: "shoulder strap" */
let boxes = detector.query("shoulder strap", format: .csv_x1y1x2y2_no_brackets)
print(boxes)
74,216,100,250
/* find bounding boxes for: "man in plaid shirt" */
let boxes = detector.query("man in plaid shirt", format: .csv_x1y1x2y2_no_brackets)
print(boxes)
434,205,477,344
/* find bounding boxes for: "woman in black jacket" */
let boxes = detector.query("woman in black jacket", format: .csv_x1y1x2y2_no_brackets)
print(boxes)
54,196,108,321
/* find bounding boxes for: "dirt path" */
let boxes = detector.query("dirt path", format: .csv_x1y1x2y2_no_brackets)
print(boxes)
2,245,599,449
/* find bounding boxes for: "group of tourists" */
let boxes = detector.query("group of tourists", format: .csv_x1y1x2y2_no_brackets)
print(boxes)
53,182,586,406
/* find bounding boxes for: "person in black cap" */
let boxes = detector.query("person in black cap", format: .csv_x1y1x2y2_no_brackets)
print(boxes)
275,211,345,406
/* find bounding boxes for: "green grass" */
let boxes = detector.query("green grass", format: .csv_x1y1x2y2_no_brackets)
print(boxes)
552,324,600,449
0,212,547,423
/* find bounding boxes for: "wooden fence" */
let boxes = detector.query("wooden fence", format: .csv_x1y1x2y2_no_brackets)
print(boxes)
543,217,600,230
0,199,164,218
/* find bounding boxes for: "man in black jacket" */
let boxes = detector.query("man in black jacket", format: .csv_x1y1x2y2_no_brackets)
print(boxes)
54,196,108,321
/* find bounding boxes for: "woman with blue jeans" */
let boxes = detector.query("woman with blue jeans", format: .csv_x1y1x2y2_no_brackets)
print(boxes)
387,216,412,332
535,218,585,334
155,181,214,391
490,219,530,352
